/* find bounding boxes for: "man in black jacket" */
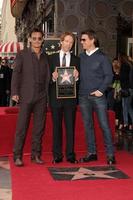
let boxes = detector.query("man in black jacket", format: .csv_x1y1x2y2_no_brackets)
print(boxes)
49,32,79,164
129,56,133,89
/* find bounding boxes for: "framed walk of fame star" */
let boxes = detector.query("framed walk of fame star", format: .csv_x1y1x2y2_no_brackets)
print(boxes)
56,66,76,99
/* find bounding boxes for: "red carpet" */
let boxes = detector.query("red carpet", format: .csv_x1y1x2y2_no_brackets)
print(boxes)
1,107,132,199
10,151,133,200
0,107,115,156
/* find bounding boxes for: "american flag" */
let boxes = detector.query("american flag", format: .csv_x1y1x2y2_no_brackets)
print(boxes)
11,0,16,7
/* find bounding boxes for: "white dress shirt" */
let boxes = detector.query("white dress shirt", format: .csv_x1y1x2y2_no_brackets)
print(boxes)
60,50,71,67
86,47,99,56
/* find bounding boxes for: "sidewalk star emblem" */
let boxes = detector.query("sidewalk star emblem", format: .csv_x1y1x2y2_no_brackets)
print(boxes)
60,69,72,84
48,166,129,181
53,167,118,180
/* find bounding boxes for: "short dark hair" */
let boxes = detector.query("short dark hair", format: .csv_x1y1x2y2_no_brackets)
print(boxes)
81,29,99,47
29,27,44,37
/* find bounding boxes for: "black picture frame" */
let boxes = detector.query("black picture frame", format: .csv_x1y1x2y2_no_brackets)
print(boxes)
56,66,76,99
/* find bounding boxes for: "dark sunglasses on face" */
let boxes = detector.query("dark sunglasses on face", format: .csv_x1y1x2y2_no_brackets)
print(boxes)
32,37,43,41
80,38,87,42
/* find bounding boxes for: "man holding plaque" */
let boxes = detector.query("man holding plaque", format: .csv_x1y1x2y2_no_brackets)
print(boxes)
49,32,79,164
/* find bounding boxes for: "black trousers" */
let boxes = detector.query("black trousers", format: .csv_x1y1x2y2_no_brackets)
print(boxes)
0,93,7,106
13,97,47,160
51,105,76,159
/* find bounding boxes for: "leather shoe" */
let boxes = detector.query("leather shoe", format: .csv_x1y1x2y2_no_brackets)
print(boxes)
52,157,63,164
79,154,98,163
14,158,24,167
67,158,78,164
31,155,44,164
107,156,116,165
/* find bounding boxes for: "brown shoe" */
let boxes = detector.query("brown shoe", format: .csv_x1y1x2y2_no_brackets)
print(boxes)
31,155,44,164
14,158,24,167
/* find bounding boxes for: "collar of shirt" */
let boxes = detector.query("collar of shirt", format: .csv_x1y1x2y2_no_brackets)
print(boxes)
86,47,99,56
60,50,71,67
30,47,43,56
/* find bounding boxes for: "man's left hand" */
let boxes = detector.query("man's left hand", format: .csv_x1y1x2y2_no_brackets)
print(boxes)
90,90,103,97
73,69,79,80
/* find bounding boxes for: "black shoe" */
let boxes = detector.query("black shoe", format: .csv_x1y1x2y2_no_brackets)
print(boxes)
14,158,24,167
123,126,129,132
52,157,63,164
79,154,98,163
31,155,44,164
67,158,78,164
107,156,116,165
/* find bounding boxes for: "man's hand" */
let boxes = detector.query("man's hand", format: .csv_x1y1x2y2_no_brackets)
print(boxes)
12,95,20,103
73,69,79,80
52,69,58,81
90,90,103,97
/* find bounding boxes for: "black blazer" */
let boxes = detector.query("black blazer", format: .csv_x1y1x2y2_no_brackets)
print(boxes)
49,53,80,107
0,65,10,95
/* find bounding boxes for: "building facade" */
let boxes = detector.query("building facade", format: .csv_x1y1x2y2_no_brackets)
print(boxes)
0,13,2,43
1,0,17,43
12,0,133,58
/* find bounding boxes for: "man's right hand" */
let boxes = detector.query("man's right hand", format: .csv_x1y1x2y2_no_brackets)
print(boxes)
52,70,58,81
12,95,20,103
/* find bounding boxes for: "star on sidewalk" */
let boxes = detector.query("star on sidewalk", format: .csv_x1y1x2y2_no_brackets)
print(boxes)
0,160,10,170
60,69,72,84
53,167,119,180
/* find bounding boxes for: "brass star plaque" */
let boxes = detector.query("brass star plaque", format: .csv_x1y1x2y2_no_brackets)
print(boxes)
56,66,76,99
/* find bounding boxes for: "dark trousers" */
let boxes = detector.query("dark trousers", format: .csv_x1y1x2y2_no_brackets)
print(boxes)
0,93,7,106
79,95,114,156
13,97,47,160
51,105,76,159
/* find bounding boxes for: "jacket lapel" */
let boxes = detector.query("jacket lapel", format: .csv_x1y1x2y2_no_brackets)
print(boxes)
70,54,74,66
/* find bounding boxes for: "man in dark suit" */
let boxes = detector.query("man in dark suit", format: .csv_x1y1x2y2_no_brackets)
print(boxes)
49,32,80,164
11,27,50,166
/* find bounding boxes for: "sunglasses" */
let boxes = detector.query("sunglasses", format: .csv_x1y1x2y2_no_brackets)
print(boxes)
80,38,87,42
31,37,43,41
